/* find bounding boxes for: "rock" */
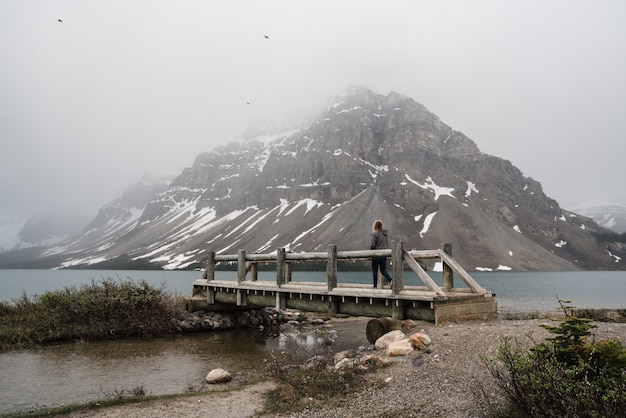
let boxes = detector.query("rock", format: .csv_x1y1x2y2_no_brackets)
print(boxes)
375,330,406,350
412,355,425,367
334,349,354,364
237,311,251,326
409,332,432,349
387,339,415,356
358,354,388,368
334,357,357,371
281,310,303,322
303,355,327,371
180,320,200,332
205,368,232,384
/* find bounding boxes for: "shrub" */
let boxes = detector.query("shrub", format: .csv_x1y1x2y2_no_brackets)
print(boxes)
262,327,380,414
0,278,184,349
575,308,614,323
484,298,626,417
500,311,543,321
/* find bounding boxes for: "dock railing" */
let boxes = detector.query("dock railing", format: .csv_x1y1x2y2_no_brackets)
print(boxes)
201,241,488,297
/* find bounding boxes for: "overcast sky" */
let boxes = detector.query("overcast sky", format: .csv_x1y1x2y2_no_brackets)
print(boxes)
1,0,625,230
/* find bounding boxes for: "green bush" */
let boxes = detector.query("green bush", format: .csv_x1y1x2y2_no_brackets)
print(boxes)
485,299,626,417
0,278,183,349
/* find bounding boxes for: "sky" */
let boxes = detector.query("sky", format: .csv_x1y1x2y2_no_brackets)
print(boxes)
1,0,625,231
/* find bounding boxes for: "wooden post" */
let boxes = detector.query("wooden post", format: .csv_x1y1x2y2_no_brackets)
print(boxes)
442,243,453,292
275,247,287,310
327,244,338,291
328,296,339,316
206,251,215,281
237,249,246,284
276,247,286,288
285,262,292,283
250,262,258,281
206,252,215,304
391,241,404,294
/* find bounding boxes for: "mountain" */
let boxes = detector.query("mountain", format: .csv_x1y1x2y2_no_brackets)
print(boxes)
0,215,67,253
569,203,626,234
1,86,623,271
35,174,173,268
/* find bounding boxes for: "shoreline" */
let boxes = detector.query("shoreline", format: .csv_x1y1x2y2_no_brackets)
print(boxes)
56,313,626,418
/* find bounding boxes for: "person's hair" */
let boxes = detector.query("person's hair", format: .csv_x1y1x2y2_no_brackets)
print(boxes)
373,220,383,231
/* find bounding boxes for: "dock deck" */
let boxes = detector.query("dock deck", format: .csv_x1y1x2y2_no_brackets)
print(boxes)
189,242,497,324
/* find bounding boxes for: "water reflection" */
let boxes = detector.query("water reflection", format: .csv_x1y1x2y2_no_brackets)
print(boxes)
0,319,369,415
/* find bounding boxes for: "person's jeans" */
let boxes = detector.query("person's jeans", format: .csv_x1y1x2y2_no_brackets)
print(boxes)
372,256,392,288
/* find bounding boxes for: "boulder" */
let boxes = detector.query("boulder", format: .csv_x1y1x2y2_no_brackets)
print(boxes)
409,332,432,349
387,339,415,356
205,368,232,384
374,330,406,350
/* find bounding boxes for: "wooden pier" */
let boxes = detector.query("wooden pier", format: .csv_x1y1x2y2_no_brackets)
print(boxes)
189,242,497,324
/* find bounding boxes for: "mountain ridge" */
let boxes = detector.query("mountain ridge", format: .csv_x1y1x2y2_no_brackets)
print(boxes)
0,86,623,271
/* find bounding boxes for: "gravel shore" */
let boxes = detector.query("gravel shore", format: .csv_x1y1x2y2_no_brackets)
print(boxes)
66,317,626,418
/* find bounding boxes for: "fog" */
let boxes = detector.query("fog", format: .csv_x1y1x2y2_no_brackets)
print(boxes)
1,0,625,231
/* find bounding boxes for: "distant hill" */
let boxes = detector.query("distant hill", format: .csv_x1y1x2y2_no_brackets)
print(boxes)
0,216,67,253
569,203,626,234
0,86,623,271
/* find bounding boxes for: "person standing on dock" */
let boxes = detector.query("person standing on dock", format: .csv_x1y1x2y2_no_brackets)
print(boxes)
370,219,393,289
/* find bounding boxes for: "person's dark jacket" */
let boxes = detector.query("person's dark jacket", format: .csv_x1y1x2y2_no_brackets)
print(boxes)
370,229,390,250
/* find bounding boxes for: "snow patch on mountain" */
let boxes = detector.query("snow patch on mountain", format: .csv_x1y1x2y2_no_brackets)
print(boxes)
465,181,479,198
405,174,456,201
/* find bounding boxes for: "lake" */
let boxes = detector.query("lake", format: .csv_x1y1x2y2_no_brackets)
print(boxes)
0,268,624,414
1,268,625,311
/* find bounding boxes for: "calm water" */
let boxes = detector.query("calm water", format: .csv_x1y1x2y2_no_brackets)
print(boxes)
0,269,624,414
1,268,625,310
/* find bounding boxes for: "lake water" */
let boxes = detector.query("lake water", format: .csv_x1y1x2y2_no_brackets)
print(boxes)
1,268,625,311
0,269,624,414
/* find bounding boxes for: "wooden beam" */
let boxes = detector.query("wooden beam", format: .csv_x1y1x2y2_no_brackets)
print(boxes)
439,251,487,294
403,250,446,297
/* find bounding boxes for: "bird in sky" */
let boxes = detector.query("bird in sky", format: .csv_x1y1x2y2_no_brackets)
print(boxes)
264,35,269,39
58,19,63,23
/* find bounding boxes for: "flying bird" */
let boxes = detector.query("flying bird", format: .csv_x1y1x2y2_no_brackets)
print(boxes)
58,19,63,23
263,35,269,39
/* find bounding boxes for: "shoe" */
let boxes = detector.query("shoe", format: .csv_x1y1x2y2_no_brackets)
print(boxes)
388,280,392,288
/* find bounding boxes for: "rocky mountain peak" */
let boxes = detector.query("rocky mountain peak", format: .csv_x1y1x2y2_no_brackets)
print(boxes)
1,86,622,271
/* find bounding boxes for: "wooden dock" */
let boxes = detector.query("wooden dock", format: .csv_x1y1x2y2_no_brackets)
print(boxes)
189,242,497,324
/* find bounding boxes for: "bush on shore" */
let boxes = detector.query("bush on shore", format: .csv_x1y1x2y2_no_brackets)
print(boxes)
485,299,626,417
0,278,185,350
